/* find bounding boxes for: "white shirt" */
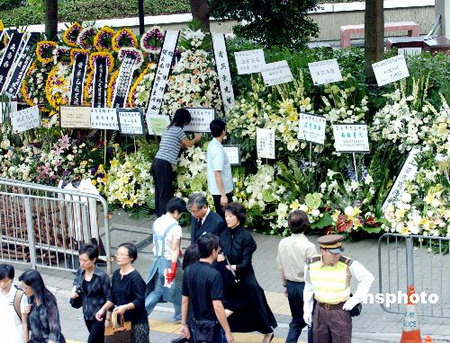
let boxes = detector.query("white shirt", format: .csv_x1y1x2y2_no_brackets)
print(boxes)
152,214,182,260
277,233,317,282
207,138,234,195
0,284,27,343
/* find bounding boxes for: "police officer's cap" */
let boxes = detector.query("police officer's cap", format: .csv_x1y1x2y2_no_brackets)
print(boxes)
317,234,345,254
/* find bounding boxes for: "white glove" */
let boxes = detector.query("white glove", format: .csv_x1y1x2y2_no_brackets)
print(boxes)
343,296,360,311
303,311,312,326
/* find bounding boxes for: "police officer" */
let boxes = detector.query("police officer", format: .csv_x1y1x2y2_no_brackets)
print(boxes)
303,234,374,343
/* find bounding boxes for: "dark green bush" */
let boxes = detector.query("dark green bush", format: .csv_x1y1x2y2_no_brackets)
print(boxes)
0,0,21,11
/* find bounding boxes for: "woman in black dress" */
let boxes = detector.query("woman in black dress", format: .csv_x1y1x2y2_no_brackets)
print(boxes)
19,269,65,343
96,243,150,343
218,202,277,343
70,243,110,343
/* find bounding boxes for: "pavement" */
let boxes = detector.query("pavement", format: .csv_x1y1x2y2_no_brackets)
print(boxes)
8,210,450,343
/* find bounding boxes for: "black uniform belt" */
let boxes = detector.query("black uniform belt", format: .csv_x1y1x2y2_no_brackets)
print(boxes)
318,301,345,310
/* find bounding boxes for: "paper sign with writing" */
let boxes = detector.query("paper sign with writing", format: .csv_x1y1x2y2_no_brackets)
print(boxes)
148,114,170,136
308,59,343,85
332,124,369,153
0,101,17,124
10,106,40,133
223,145,241,166
69,53,88,106
372,55,409,87
234,49,265,75
261,60,293,86
117,108,145,136
256,128,275,159
0,32,24,93
184,108,215,133
112,55,136,108
60,106,92,128
298,113,327,145
5,32,39,97
382,148,420,212
212,33,235,113
92,57,108,108
146,30,179,119
91,107,119,130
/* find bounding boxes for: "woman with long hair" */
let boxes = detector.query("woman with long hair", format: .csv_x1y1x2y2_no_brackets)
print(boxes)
152,108,202,217
70,243,110,343
96,243,149,343
218,202,277,343
19,270,65,343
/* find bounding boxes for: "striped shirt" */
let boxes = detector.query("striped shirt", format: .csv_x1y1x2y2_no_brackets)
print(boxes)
155,126,187,165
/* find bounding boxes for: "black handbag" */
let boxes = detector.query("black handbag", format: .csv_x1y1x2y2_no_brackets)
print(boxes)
349,302,362,317
194,319,216,343
69,286,83,309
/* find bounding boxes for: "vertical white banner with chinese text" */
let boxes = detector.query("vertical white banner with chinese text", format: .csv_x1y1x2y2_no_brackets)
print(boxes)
212,33,235,114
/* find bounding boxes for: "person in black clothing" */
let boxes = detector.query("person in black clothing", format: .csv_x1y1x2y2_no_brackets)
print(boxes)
181,233,234,343
19,269,65,343
70,243,110,343
218,202,277,343
187,193,227,244
96,243,149,343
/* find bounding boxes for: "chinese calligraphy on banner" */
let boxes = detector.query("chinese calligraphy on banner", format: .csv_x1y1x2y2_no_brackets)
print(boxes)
382,148,420,212
69,53,88,106
184,108,215,132
261,60,293,86
146,30,179,121
372,55,409,87
332,124,370,153
112,55,136,108
0,32,24,93
298,113,327,145
92,57,108,108
147,114,170,136
5,32,39,97
118,108,145,135
308,58,343,86
234,49,265,75
256,128,275,159
10,106,40,133
211,33,235,113
91,107,119,130
60,106,92,128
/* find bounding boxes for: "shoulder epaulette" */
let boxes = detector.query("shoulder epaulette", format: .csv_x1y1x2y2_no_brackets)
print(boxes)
306,255,321,264
339,256,353,266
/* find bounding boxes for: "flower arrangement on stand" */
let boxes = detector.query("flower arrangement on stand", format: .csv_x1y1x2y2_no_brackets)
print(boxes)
63,22,82,47
162,26,223,115
176,146,210,200
94,27,115,51
77,27,98,51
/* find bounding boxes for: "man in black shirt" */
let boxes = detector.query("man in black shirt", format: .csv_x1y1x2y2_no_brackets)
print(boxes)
181,233,234,343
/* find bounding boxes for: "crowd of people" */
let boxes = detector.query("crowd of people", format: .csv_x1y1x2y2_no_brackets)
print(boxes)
0,113,374,343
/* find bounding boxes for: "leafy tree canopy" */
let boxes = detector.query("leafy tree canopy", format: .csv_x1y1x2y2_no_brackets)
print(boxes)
208,0,319,50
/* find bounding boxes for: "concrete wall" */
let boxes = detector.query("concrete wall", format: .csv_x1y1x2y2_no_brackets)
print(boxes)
25,1,437,42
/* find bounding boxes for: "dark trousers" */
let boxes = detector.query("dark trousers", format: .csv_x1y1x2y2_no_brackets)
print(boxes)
285,281,306,343
312,304,352,343
152,158,175,217
85,318,105,343
212,192,233,219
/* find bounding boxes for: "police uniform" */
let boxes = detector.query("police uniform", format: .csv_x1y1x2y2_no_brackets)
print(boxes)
303,235,374,343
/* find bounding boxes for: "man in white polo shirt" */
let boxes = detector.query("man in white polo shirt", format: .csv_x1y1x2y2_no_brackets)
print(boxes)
207,119,234,218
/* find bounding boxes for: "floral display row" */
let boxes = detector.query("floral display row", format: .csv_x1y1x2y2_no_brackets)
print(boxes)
0,22,448,238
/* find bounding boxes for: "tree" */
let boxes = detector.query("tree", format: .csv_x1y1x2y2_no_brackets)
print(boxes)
45,0,58,41
209,0,319,50
190,0,210,31
364,0,384,82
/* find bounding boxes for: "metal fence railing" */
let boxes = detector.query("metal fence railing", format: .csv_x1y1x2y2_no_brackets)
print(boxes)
0,177,112,275
378,233,450,318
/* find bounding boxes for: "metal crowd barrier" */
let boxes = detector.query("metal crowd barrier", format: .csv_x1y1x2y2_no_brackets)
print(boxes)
0,177,112,275
378,233,450,318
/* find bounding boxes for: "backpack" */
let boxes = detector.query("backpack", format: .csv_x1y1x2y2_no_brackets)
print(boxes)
13,285,25,321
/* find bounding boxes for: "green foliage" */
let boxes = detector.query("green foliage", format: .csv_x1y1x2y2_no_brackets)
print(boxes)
0,0,21,11
0,0,191,26
209,0,319,50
